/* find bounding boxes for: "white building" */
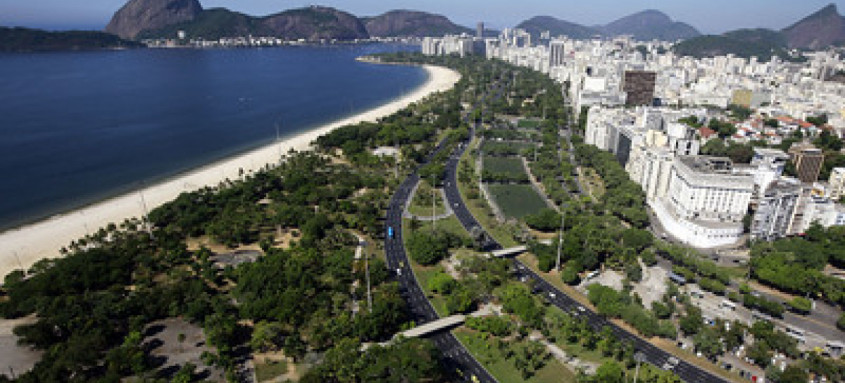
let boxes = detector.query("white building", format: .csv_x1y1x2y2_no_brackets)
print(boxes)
422,35,474,57
654,156,754,248
751,178,802,241
829,167,845,201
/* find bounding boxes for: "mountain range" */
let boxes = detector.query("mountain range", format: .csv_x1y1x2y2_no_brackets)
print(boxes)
103,0,845,54
516,10,700,41
106,0,472,40
674,4,845,59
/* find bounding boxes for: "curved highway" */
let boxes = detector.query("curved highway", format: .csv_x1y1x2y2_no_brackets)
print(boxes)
441,124,732,383
384,83,500,382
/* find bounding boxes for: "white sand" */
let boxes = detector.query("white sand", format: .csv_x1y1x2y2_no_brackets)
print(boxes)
0,64,461,279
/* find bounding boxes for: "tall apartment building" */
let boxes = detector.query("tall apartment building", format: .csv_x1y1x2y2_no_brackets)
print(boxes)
748,148,790,199
477,22,484,39
549,40,566,68
622,70,656,106
828,167,845,200
751,178,802,241
788,142,825,183
639,147,674,203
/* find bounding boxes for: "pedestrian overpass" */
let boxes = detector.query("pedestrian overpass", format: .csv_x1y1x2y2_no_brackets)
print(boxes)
490,245,527,258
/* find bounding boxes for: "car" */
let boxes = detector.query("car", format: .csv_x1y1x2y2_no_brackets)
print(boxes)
668,356,679,365
549,292,556,299
577,306,586,313
471,375,480,383
396,268,402,276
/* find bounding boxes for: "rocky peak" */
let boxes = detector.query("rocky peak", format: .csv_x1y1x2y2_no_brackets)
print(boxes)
783,3,845,49
105,0,202,39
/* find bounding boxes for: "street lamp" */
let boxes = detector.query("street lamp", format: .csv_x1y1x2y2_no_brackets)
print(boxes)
633,352,647,383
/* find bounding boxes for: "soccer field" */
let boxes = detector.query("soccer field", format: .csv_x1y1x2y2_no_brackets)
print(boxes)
487,184,547,219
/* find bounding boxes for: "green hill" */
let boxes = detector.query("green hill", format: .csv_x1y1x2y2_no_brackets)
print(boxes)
0,27,142,52
673,29,793,61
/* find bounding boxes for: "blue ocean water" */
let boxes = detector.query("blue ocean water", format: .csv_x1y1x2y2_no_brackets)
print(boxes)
0,44,426,230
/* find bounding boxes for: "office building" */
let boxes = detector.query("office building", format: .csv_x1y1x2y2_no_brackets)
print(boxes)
622,70,656,106
788,142,825,183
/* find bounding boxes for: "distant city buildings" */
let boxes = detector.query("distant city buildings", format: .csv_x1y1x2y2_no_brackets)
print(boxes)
424,25,845,246
422,34,475,57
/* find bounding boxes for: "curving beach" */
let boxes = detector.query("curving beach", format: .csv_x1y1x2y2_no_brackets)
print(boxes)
0,64,461,279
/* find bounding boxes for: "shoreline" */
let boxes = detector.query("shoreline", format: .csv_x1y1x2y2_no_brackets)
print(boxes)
0,63,462,279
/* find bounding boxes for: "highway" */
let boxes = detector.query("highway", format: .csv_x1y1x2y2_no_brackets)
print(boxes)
441,124,733,383
383,86,500,382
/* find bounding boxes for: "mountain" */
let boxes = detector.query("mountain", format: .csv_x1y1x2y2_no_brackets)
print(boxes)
137,8,263,40
673,28,788,60
782,3,845,50
138,6,369,41
0,27,143,52
516,16,598,40
105,0,202,40
601,10,700,41
261,6,369,41
515,10,698,41
363,10,471,37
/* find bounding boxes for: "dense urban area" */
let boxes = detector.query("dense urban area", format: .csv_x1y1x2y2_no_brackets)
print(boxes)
4,5,845,383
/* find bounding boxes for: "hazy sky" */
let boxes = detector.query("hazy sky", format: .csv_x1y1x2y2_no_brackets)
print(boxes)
1,0,843,34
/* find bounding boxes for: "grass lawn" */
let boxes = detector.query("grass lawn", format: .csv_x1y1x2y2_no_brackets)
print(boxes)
407,179,448,217
409,262,450,316
454,329,575,383
404,216,471,243
255,359,289,382
481,140,536,156
487,184,548,219
483,156,527,180
457,139,519,247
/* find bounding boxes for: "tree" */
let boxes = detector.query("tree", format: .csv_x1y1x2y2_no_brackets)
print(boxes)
838,313,845,330
250,321,284,352
427,272,456,294
787,297,812,314
594,361,625,383
525,208,561,231
693,327,723,360
621,228,653,252
778,365,808,383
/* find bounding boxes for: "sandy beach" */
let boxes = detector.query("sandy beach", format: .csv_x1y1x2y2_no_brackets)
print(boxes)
0,64,461,279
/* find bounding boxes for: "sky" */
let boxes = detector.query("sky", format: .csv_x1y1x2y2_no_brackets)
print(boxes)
1,0,844,34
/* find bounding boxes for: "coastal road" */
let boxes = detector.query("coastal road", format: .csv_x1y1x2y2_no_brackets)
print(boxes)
442,122,732,383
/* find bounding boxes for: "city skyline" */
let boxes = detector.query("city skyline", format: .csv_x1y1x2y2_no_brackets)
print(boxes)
2,0,844,35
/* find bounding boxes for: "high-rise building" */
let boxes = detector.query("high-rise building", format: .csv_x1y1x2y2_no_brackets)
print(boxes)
477,22,484,39
829,167,845,200
549,40,566,68
622,70,656,106
788,142,825,183
752,178,802,241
